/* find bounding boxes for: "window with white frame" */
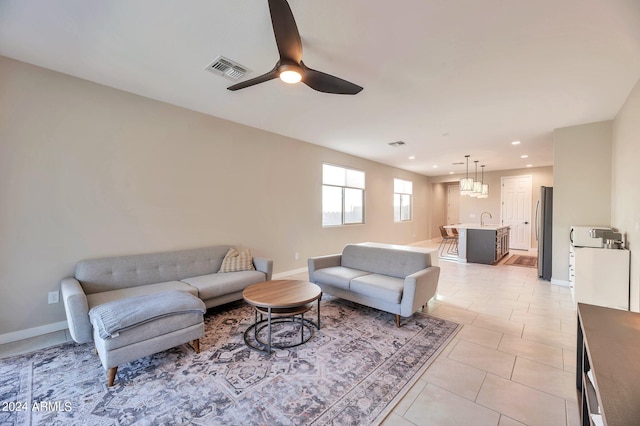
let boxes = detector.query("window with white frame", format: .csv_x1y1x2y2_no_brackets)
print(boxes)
394,178,413,222
322,164,365,226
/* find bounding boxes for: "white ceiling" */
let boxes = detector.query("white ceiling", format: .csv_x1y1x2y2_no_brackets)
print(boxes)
1,0,639,177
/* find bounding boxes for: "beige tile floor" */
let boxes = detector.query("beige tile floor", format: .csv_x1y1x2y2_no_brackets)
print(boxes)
380,241,580,426
0,241,580,426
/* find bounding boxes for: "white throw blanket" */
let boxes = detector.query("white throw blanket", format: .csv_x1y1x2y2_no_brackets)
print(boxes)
89,290,206,339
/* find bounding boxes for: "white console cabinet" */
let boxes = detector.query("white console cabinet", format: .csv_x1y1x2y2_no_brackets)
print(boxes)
570,246,629,310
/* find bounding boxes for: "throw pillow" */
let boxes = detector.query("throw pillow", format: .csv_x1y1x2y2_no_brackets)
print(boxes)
218,247,256,273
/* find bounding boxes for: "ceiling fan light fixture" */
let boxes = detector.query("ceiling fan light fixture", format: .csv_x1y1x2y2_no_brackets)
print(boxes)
227,0,362,94
279,64,302,84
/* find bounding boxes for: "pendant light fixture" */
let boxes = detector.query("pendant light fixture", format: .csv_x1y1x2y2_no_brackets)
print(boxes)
459,155,474,196
478,164,489,198
472,160,482,197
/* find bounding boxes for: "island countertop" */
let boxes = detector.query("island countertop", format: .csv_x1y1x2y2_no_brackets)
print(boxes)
444,223,511,231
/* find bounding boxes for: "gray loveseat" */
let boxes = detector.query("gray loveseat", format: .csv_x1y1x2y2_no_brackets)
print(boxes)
308,243,439,326
62,245,273,344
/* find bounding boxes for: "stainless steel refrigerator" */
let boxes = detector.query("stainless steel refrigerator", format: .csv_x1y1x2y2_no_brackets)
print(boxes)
535,186,553,280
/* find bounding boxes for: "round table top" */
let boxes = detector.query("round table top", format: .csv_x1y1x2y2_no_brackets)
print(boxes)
243,280,322,309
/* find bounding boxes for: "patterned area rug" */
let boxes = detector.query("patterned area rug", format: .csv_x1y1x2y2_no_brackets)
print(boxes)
0,296,459,426
504,254,538,268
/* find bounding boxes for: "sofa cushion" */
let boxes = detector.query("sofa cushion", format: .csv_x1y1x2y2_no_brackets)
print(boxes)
218,247,255,273
181,270,266,300
341,244,430,279
86,281,197,309
350,274,404,304
311,266,370,290
95,312,204,351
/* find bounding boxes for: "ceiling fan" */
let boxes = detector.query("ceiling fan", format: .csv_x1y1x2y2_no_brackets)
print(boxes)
227,0,363,95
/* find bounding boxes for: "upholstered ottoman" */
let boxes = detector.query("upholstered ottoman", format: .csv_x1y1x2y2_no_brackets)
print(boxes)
89,290,206,386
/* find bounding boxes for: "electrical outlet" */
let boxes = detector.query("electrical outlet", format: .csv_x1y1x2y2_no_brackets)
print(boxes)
48,291,59,304
295,252,299,260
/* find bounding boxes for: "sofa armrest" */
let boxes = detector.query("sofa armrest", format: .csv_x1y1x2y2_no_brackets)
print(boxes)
253,257,273,281
61,277,93,344
307,254,342,277
400,266,440,317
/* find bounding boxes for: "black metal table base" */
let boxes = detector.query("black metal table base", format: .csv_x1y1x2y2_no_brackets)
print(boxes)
243,301,321,354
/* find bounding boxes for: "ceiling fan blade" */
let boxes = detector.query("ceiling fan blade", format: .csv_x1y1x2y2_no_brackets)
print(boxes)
268,0,302,63
227,66,279,91
300,61,363,95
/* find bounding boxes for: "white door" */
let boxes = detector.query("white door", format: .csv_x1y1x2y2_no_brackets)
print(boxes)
447,184,460,224
501,175,532,250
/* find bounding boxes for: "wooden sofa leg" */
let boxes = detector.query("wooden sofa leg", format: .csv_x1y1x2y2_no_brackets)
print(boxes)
396,315,401,327
107,367,118,387
192,339,200,354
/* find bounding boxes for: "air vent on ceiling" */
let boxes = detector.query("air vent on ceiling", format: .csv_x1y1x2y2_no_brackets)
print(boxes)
205,55,251,81
388,141,406,147
451,162,464,165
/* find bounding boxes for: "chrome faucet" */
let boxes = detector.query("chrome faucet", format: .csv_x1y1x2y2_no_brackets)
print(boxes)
480,211,492,227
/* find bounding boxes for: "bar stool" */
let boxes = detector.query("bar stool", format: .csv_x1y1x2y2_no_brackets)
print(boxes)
439,226,458,258
450,227,459,253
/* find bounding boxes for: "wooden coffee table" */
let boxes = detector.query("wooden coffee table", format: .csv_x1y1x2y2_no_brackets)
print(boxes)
243,280,322,354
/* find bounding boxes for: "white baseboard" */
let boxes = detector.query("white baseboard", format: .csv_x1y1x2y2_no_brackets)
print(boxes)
409,239,435,245
550,278,571,287
272,267,309,280
0,320,68,345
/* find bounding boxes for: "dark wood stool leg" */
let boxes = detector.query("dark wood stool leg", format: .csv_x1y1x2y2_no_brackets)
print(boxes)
192,339,200,354
107,367,117,387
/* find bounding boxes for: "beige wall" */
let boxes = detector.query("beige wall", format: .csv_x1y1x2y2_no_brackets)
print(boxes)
430,167,553,248
612,78,640,312
552,121,613,282
430,183,447,238
0,56,432,336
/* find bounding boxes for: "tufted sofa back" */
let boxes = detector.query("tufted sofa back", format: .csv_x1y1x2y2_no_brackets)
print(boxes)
75,245,232,294
341,244,432,279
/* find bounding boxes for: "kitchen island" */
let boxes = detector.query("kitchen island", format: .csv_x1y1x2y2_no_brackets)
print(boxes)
444,224,510,264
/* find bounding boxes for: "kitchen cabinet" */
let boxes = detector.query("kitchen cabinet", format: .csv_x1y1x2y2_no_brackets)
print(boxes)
577,303,640,425
496,227,510,261
448,224,510,265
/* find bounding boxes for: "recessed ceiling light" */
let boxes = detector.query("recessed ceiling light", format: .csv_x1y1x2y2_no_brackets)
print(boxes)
512,141,521,145
449,171,454,175
520,154,528,158
432,165,438,168
526,164,533,168
408,156,416,160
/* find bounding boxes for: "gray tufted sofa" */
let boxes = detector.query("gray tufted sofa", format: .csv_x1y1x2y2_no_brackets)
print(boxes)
62,245,273,344
308,243,439,326
62,245,273,386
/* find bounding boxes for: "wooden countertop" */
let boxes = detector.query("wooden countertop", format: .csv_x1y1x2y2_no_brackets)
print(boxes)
578,303,640,425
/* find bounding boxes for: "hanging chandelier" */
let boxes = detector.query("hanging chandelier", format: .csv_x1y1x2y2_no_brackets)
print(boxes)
471,160,482,197
478,164,489,198
459,155,474,196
